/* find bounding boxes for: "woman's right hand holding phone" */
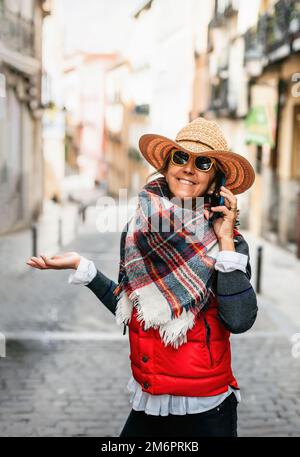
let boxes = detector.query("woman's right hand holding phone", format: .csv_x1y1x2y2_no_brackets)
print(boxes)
26,252,81,271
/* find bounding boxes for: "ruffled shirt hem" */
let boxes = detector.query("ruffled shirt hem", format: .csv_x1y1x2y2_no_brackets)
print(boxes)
127,375,241,416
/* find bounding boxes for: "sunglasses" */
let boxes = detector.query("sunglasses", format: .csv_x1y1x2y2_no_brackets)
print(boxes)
170,149,217,172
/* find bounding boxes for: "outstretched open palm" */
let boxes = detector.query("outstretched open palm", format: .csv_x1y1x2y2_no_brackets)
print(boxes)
26,252,81,270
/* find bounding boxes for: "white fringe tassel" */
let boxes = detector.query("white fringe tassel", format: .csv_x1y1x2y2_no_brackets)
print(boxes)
158,308,196,349
116,289,201,349
115,291,133,326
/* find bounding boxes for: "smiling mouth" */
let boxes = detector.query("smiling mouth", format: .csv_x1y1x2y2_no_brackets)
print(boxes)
177,178,196,186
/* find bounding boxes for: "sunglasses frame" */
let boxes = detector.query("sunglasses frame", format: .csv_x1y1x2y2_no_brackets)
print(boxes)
170,149,217,173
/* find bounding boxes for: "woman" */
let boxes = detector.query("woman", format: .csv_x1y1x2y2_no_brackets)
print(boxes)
26,117,258,438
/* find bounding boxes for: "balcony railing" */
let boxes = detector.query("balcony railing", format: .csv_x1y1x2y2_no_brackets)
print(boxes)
289,0,300,39
0,5,35,57
244,0,300,64
244,26,264,62
266,0,291,54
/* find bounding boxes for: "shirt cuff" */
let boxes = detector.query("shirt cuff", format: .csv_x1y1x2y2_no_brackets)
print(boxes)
68,256,97,285
215,250,248,273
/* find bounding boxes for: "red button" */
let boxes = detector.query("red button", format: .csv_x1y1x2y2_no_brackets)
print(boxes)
142,356,149,363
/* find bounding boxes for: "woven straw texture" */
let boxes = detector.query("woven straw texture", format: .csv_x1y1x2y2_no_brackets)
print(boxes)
139,117,255,195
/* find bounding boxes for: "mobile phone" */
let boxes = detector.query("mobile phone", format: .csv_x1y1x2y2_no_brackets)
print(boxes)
208,172,226,226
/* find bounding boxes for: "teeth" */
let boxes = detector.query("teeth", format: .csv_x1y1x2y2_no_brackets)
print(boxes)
178,179,194,186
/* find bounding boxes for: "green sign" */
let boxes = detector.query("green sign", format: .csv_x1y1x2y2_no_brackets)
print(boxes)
245,105,277,147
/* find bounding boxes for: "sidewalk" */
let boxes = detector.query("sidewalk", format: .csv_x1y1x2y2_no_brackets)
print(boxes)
0,200,79,276
229,229,300,437
242,229,300,336
0,186,106,276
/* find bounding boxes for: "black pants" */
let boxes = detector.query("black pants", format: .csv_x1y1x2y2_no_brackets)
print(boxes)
119,392,238,438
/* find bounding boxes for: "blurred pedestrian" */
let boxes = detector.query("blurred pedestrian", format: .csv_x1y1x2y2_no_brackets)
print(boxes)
26,117,257,438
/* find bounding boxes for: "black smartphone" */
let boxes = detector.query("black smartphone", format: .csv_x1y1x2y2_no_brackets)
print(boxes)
208,172,226,226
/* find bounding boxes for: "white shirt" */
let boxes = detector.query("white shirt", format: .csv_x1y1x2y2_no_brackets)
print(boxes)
69,250,247,415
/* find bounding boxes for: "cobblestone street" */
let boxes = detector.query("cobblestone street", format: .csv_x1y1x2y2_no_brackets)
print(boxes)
0,208,300,437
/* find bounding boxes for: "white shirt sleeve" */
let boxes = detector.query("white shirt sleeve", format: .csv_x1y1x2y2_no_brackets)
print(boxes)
214,250,248,273
68,256,97,285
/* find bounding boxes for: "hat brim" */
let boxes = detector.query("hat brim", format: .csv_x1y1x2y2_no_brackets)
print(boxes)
139,133,255,195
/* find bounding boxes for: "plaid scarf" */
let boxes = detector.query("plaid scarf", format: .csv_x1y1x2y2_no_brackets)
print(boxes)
113,176,221,349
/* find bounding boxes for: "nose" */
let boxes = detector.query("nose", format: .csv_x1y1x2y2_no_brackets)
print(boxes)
182,156,196,174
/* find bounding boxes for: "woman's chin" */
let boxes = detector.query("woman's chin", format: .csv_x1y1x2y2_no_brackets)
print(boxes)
170,187,200,199
171,193,196,202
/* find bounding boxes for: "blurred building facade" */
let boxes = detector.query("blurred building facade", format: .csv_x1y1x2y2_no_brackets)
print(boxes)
104,58,151,198
192,0,253,228
103,3,154,198
104,0,213,197
42,0,65,203
63,52,115,196
190,0,300,253
243,0,300,251
0,0,50,235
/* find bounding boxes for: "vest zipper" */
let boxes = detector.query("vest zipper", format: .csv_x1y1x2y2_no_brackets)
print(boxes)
203,314,213,367
123,323,127,335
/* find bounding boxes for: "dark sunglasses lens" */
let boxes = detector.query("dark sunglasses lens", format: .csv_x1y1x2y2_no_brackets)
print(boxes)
172,150,189,165
195,156,212,170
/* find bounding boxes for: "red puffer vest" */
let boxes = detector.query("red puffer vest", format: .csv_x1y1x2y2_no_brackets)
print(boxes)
126,230,241,397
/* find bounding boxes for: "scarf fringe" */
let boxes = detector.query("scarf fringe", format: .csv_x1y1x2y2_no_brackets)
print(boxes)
115,290,133,326
129,289,170,330
158,307,196,348
116,288,214,349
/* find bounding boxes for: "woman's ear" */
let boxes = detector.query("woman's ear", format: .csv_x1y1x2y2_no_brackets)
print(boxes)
206,177,216,195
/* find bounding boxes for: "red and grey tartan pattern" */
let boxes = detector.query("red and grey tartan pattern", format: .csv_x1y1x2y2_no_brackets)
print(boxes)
113,176,220,348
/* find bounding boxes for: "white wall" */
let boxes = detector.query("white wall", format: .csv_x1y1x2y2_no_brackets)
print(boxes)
125,0,207,140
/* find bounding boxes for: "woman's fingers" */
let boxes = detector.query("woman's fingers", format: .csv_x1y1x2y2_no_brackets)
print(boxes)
27,257,49,269
41,253,78,269
211,205,233,217
211,205,228,211
40,254,52,266
220,186,237,209
26,259,40,269
204,208,213,220
40,254,64,268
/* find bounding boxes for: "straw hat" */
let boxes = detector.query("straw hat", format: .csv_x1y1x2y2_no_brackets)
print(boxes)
139,117,255,195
